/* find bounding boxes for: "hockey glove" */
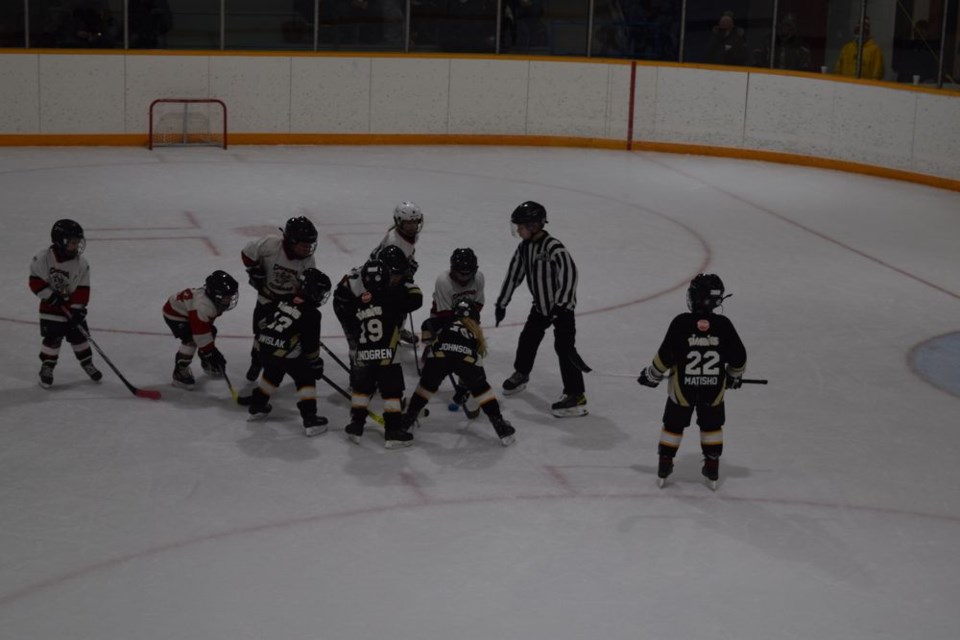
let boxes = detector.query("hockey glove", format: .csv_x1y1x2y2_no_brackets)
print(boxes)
247,267,267,292
725,366,743,390
199,347,227,374
310,356,325,379
637,365,664,388
46,291,68,309
65,306,87,328
495,306,506,327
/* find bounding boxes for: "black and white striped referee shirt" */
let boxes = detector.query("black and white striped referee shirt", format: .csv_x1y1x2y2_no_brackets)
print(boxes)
496,232,578,316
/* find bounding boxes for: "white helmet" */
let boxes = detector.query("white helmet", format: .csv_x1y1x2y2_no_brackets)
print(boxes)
393,201,424,232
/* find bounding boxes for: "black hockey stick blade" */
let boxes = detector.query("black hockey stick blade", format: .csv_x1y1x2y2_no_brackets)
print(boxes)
565,349,592,373
742,378,768,385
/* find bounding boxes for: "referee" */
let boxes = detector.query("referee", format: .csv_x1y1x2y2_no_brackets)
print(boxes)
494,201,587,418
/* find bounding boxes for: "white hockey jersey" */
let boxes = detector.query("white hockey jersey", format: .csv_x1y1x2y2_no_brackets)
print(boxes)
29,247,91,323
431,271,485,319
242,235,316,304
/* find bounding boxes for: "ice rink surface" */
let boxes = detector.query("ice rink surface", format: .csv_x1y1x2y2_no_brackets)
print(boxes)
1,146,958,639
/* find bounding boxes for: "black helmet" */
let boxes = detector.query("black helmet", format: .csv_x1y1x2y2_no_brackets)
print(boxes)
205,270,240,312
298,268,332,307
51,219,86,258
283,216,318,256
450,248,478,275
361,259,388,293
453,297,477,320
376,245,409,275
510,201,547,225
686,274,726,313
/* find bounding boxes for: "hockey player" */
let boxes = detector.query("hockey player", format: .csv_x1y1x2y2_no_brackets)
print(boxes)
401,299,515,446
420,247,485,416
162,270,239,389
371,201,423,344
29,219,102,388
494,201,587,418
333,258,423,448
243,268,333,437
637,273,747,488
241,216,318,381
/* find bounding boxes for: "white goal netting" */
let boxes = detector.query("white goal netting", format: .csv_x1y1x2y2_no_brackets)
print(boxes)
149,99,227,149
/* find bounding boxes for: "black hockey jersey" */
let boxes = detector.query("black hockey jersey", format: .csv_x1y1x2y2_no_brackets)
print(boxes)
333,273,422,366
255,299,322,360
430,320,482,366
650,312,746,407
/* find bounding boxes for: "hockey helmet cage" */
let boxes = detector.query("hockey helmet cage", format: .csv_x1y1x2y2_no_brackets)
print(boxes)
450,247,478,275
453,298,477,319
298,268,332,307
510,201,547,225
51,219,86,258
205,270,240,312
393,201,424,233
686,273,726,313
376,244,409,275
361,259,388,293
282,216,318,256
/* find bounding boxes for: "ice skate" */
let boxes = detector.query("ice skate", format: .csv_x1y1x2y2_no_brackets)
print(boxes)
172,366,196,390
491,416,516,446
303,415,328,437
551,393,588,418
702,456,719,490
399,327,418,346
38,362,55,389
80,359,103,382
247,402,272,421
502,371,529,395
345,420,365,444
657,455,674,488
384,427,413,449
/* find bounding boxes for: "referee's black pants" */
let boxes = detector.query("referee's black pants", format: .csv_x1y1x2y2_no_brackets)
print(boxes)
513,307,584,396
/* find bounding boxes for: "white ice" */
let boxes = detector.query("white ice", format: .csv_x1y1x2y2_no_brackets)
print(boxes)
1,146,958,640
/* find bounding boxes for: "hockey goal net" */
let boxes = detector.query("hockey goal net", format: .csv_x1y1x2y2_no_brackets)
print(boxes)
149,98,228,149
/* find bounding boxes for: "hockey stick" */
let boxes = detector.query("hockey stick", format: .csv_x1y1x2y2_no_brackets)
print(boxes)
742,378,768,385
62,307,161,400
319,374,385,426
408,314,422,376
222,369,240,403
319,341,351,374
447,374,473,418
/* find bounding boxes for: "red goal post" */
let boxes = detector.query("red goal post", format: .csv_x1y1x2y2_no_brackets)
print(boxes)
148,98,228,150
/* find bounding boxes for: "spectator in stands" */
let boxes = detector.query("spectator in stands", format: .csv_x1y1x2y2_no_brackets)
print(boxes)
835,16,885,80
755,12,811,71
705,10,748,66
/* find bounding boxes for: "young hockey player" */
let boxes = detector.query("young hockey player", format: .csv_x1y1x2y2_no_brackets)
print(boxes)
162,270,239,389
401,299,515,446
637,273,747,489
494,201,587,417
333,258,423,448
371,201,423,345
29,219,102,388
243,268,333,437
420,247,485,417
241,216,318,381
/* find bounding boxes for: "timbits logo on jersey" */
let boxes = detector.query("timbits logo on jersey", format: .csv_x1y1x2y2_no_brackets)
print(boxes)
688,335,719,346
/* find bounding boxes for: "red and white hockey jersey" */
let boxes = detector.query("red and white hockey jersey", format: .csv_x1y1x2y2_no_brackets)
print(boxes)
29,247,91,323
431,271,485,320
162,288,223,352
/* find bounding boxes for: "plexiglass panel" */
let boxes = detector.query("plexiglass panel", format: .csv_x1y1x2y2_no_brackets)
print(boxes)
682,0,773,67
0,0,26,47
28,0,123,48
501,0,588,56
160,0,220,49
